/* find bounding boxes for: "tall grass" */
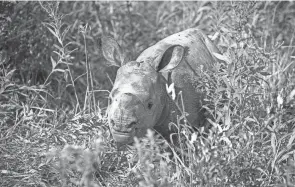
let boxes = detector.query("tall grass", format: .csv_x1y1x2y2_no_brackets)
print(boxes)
0,1,294,187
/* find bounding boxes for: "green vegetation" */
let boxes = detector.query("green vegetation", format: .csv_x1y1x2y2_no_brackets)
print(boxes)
0,1,294,186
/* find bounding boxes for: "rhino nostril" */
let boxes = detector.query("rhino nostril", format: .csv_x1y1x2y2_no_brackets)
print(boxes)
127,121,137,129
110,119,116,127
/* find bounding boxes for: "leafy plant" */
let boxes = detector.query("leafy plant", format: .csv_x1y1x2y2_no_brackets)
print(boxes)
0,1,294,187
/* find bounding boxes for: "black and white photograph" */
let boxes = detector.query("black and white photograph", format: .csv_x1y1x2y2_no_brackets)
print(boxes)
0,1,295,186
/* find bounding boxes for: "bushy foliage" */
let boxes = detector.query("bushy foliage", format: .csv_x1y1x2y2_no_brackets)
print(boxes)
0,1,294,187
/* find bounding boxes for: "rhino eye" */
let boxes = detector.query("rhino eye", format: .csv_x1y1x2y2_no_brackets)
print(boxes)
147,101,153,110
108,97,112,104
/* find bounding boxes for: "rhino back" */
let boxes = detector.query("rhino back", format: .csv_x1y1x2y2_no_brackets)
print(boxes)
137,28,219,128
136,28,218,71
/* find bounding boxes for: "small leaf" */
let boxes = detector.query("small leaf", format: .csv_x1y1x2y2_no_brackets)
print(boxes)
5,69,16,80
277,94,283,107
287,132,295,148
259,71,271,76
64,70,68,82
61,25,71,41
51,56,57,69
271,132,277,155
221,136,232,148
45,25,59,40
224,112,231,131
288,89,295,101
254,66,265,72
207,118,222,134
208,32,219,41
0,50,8,65
212,52,232,64
244,117,256,122
277,150,295,164
227,63,233,75
166,83,176,100
190,132,198,144
57,36,63,46
53,44,64,54
52,69,66,73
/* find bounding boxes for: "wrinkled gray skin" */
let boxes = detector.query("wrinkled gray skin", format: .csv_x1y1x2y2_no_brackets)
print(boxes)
101,28,221,144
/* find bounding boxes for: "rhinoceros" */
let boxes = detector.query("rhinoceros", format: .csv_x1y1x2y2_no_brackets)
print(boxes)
101,28,221,144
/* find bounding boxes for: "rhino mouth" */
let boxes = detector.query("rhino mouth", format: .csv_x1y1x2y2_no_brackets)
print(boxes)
111,128,136,143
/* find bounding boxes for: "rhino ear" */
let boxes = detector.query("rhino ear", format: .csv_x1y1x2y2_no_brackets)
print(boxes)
101,36,126,67
157,45,185,73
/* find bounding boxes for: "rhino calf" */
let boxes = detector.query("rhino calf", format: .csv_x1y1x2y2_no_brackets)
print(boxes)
101,28,221,144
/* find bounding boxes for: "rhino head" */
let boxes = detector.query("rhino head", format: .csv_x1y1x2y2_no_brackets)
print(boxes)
101,36,185,144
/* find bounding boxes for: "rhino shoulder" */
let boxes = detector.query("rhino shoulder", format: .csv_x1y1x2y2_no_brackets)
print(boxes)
137,28,221,70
